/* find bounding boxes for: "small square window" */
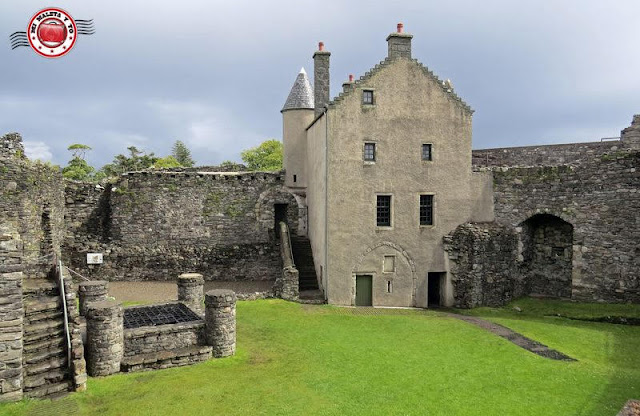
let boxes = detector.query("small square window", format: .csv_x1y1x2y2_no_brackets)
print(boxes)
383,255,395,273
364,143,376,161
377,195,391,227
420,194,434,226
422,144,433,161
363,90,374,105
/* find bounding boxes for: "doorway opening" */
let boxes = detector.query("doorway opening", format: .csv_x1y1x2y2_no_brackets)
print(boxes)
274,203,288,238
427,272,444,308
355,275,373,306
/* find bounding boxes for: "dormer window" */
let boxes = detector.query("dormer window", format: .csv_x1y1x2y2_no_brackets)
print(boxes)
362,90,374,105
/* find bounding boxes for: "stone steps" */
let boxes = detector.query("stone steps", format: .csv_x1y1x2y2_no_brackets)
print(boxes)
24,296,61,315
24,346,66,365
25,310,63,325
24,356,68,376
23,379,72,399
23,336,66,355
121,345,213,373
23,368,68,389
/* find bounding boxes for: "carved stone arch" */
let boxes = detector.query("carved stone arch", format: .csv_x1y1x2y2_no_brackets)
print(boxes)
255,186,305,236
351,241,417,306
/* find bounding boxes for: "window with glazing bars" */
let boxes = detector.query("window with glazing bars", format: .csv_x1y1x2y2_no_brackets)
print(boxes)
422,144,432,161
420,194,434,225
377,195,391,226
364,143,376,161
363,90,374,105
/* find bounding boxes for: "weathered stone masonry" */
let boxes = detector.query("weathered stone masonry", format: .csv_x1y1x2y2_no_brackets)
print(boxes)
63,171,304,282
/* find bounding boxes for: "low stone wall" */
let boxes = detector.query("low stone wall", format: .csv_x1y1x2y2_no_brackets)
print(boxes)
445,223,520,308
123,318,205,357
274,222,299,301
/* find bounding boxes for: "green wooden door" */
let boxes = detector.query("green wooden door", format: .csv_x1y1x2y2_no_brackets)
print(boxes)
355,275,373,306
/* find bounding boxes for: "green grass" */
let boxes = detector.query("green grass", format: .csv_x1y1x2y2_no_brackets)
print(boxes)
2,300,639,416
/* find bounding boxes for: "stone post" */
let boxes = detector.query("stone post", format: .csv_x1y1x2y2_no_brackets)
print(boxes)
78,280,109,316
0,231,24,402
178,273,204,315
204,290,236,358
86,300,123,376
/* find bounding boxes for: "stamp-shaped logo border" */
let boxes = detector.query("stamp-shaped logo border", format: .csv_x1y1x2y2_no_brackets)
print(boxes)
10,7,94,58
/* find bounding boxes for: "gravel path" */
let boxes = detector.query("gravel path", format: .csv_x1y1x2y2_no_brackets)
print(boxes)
108,280,274,304
449,314,576,361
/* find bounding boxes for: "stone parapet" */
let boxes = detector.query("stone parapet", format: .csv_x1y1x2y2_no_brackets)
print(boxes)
86,300,123,376
204,290,236,358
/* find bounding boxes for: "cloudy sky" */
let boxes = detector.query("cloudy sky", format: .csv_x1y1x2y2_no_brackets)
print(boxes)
1,0,639,168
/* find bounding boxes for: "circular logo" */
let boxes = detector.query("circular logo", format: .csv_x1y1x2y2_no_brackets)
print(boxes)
27,8,77,58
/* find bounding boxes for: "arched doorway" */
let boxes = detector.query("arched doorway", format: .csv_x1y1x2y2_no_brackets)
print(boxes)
519,214,573,298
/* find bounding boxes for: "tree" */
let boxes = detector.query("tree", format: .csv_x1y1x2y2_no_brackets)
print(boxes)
153,156,182,169
171,140,195,167
62,143,95,181
240,139,283,171
101,146,159,176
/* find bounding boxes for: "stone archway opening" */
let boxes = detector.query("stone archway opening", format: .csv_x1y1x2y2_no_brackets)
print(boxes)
519,213,573,298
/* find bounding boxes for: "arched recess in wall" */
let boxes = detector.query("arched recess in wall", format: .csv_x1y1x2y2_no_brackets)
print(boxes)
255,187,305,237
518,213,574,298
351,241,417,306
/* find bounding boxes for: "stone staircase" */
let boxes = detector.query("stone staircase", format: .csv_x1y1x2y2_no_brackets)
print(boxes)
22,279,72,399
290,236,324,303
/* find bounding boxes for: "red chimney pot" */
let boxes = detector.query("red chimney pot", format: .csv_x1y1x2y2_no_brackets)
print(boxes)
349,74,354,82
397,23,404,33
318,42,324,51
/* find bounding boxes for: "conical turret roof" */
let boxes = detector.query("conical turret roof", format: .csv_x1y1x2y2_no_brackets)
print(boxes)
281,68,314,112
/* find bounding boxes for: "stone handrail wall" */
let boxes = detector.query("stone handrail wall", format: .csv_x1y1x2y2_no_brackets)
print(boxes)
275,222,299,301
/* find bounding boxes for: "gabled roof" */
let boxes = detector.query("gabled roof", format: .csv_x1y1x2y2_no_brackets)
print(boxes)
328,57,474,115
281,68,314,112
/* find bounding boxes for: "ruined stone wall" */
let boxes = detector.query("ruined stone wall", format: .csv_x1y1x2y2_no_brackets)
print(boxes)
123,319,205,357
64,171,302,282
0,133,65,279
472,140,621,168
444,223,521,308
489,150,639,303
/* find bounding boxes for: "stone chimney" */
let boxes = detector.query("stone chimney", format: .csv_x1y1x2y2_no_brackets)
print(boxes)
342,74,354,93
313,42,331,118
387,23,413,59
621,114,640,150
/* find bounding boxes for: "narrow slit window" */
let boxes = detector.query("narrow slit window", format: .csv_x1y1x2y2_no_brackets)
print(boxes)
377,195,391,226
364,143,376,161
422,144,433,161
293,174,297,183
387,281,392,293
420,194,434,226
363,90,374,105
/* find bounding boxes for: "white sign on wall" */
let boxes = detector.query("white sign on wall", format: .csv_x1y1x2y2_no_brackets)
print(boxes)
87,253,103,264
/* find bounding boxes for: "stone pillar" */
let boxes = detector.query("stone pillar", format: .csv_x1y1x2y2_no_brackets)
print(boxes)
313,42,331,118
178,273,204,315
86,300,123,376
204,290,236,358
0,231,24,402
78,280,109,316
63,277,87,392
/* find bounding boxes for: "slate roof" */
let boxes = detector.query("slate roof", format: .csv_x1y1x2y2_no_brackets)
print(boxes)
281,68,314,112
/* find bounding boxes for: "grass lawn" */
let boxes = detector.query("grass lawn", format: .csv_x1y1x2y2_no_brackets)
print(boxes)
2,299,639,415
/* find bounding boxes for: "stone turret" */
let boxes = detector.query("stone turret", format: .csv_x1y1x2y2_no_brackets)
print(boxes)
621,114,640,150
282,68,314,188
387,23,412,59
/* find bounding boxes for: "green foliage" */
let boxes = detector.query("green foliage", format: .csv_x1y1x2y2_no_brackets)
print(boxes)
241,139,283,171
2,299,639,416
62,157,95,181
220,160,237,169
67,143,92,159
153,156,182,169
101,146,159,176
171,140,195,167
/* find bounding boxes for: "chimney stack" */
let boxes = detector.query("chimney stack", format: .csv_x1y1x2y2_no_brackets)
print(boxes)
313,41,331,118
342,74,354,93
386,22,412,59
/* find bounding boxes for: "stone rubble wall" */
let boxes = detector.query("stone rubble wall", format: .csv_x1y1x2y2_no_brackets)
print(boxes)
478,145,639,303
444,223,521,308
0,228,24,402
0,133,65,279
63,172,303,283
123,316,205,357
